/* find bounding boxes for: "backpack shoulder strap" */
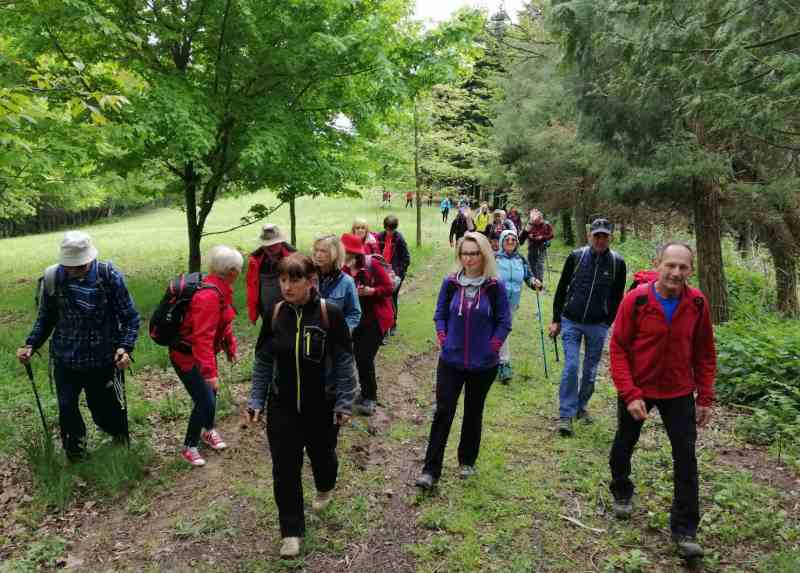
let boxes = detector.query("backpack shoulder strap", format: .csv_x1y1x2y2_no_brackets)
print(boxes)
43,264,59,297
319,298,329,330
271,300,285,327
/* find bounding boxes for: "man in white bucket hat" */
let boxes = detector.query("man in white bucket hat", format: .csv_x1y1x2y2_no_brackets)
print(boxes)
17,231,140,461
245,223,295,424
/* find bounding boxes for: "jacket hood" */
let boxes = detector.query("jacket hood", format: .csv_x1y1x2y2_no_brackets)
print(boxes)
498,229,519,254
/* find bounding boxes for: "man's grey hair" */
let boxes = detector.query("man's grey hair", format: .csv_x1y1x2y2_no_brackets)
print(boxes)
208,245,244,276
656,241,694,262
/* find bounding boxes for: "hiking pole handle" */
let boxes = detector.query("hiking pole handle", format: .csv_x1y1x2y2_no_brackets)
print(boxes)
24,362,50,436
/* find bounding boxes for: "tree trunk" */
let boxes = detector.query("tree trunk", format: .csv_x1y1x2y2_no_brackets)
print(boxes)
736,221,753,259
185,163,203,273
619,222,627,243
769,242,799,317
692,179,728,323
561,210,574,245
289,195,297,246
413,95,422,248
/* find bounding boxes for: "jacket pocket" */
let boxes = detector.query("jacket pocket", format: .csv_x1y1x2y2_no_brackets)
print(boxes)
303,325,327,363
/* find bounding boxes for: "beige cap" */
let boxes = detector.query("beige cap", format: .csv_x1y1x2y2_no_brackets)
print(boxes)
258,224,287,247
59,231,98,266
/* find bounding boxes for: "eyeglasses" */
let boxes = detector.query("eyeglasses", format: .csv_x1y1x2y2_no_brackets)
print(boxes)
460,250,482,258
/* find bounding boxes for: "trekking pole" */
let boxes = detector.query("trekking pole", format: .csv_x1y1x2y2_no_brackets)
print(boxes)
553,336,560,363
24,362,50,437
535,290,549,379
111,366,131,447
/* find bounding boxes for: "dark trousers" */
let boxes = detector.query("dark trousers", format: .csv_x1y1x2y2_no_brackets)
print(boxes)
527,245,547,282
353,320,383,401
391,276,404,326
267,400,340,537
609,394,699,537
54,364,125,455
172,363,217,448
422,359,497,478
406,199,413,208
442,209,449,222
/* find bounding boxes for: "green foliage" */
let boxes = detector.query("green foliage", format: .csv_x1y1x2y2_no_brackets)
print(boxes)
716,319,800,445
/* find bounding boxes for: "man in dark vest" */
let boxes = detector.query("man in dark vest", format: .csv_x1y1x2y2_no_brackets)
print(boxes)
549,218,626,436
17,231,140,460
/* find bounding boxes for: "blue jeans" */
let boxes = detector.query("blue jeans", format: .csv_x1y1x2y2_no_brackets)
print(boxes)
558,317,608,418
172,362,217,448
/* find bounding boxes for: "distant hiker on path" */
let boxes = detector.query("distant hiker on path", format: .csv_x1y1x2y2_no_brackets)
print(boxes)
507,207,522,232
608,241,715,561
256,254,356,558
170,246,241,467
246,224,296,424
449,208,475,247
549,218,626,436
17,231,140,461
377,215,410,335
351,218,381,255
495,230,542,383
342,233,394,416
416,232,511,489
474,202,491,234
440,197,452,223
313,235,361,333
483,209,515,251
519,209,554,284
405,191,414,208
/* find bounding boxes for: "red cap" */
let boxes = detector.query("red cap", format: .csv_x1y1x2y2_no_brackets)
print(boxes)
340,233,366,255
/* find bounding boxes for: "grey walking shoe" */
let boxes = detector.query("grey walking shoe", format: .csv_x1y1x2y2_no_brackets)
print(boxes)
354,399,376,416
576,409,594,424
558,417,573,436
415,473,437,490
459,465,476,479
612,497,633,520
674,536,704,560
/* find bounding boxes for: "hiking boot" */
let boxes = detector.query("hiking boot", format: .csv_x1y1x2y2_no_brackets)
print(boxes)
576,410,594,424
312,490,333,512
181,446,206,467
201,429,227,450
354,399,376,416
415,473,437,490
66,448,86,464
612,497,633,520
499,363,512,384
459,465,476,479
674,536,704,560
279,536,301,558
558,417,573,436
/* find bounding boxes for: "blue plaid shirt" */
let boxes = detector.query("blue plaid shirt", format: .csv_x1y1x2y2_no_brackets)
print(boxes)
26,261,140,369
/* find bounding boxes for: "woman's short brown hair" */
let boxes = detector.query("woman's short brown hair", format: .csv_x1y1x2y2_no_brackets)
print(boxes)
277,253,317,280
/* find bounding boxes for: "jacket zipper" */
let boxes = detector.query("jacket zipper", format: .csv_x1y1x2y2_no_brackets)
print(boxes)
294,307,303,413
464,289,471,369
582,258,600,322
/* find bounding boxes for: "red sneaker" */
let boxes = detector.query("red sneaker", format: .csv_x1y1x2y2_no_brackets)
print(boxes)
181,447,206,467
201,429,227,450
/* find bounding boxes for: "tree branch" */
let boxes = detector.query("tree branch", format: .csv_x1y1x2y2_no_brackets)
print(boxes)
201,202,285,237
213,0,233,95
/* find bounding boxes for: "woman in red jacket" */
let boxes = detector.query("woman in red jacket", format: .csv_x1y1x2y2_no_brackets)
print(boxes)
341,233,394,416
351,218,381,255
170,246,242,467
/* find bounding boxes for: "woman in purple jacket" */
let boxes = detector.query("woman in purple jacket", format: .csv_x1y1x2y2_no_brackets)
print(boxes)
416,232,512,489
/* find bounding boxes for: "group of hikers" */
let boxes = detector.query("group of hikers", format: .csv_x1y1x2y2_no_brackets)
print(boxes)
15,202,716,562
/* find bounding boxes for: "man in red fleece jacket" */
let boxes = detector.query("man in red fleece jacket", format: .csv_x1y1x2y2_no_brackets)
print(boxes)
608,241,716,561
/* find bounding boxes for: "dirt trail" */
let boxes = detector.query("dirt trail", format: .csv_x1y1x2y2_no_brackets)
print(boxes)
31,261,446,572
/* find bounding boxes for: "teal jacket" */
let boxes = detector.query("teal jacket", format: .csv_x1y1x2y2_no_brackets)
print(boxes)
495,230,535,309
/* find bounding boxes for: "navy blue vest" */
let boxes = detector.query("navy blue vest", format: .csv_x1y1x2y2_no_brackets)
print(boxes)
563,247,620,324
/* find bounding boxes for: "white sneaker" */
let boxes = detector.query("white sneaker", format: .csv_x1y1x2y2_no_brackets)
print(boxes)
312,490,333,512
280,536,301,557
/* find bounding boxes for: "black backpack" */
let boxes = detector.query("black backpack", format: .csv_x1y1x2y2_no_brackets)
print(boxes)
149,273,222,351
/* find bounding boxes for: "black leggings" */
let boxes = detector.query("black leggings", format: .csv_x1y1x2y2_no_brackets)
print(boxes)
422,359,497,478
352,320,383,401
